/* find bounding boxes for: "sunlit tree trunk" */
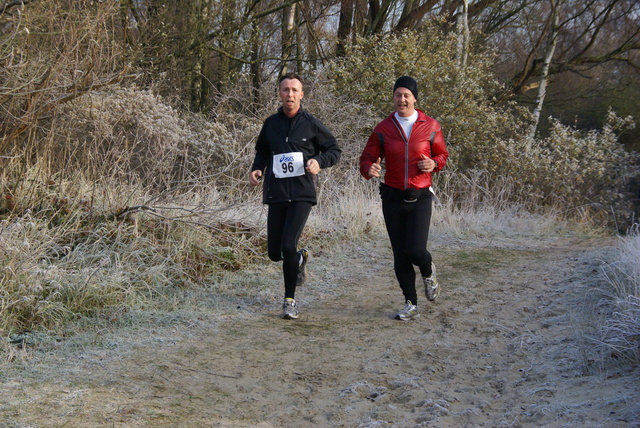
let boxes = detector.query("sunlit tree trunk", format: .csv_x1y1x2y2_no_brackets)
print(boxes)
400,0,417,22
188,0,212,112
528,0,559,140
281,3,296,75
353,0,368,39
119,0,135,46
365,0,393,36
299,2,322,70
456,0,469,71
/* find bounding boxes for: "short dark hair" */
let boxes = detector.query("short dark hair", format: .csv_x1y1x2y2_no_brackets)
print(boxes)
279,72,304,89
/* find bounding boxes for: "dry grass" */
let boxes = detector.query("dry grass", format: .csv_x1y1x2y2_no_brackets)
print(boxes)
597,224,640,365
0,169,567,334
0,76,635,382
0,173,267,337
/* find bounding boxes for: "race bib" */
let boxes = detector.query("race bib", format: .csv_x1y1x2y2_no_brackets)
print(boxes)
273,152,305,178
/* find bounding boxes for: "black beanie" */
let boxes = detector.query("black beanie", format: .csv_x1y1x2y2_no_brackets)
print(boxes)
393,76,418,99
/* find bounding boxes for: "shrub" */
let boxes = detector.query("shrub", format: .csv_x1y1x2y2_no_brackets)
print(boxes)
477,112,638,225
321,30,638,227
54,89,186,188
0,0,123,160
323,28,530,171
537,113,638,224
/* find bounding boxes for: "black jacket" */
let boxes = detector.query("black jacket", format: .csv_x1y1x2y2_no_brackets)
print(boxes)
251,107,341,205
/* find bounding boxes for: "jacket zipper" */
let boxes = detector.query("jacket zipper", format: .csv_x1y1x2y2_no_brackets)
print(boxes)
391,117,410,190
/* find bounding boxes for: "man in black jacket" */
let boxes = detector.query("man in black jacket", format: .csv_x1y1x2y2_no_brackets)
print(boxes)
249,72,341,319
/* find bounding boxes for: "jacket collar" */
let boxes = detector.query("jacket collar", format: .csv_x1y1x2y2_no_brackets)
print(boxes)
278,106,304,118
388,108,427,122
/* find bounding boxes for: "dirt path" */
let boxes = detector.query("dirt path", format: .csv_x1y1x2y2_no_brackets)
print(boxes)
1,235,638,427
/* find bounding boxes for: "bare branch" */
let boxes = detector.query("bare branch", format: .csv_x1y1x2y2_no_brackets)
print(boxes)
1,69,134,149
0,0,35,15
394,0,438,32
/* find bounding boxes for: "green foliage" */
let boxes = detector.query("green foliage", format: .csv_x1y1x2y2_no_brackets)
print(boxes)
324,28,530,163
321,29,638,227
482,112,638,224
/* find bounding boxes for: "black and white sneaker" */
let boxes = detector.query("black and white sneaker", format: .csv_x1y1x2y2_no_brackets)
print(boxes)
296,248,309,287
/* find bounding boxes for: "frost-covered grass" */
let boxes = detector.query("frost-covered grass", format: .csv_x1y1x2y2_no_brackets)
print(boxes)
1,83,636,376
598,224,640,365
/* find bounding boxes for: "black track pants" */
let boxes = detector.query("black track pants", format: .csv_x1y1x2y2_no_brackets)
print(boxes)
267,201,313,299
381,193,434,305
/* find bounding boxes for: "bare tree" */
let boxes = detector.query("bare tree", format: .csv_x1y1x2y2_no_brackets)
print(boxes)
479,0,640,99
8,0,634,122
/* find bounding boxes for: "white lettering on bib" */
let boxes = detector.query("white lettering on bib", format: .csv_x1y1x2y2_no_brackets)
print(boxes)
273,152,305,178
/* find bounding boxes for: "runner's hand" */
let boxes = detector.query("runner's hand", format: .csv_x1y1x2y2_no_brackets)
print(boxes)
249,170,262,186
368,158,382,178
306,159,320,175
419,154,436,173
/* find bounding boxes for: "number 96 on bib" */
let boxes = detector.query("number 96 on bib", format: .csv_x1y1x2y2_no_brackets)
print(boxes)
273,152,305,178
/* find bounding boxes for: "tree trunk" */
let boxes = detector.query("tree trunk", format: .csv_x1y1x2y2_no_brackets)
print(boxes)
366,0,394,36
528,0,559,140
353,0,368,39
250,20,262,111
281,3,296,75
456,0,469,70
336,0,354,57
395,0,438,32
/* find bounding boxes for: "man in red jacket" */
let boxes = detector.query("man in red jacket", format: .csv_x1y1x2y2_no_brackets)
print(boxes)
359,76,449,320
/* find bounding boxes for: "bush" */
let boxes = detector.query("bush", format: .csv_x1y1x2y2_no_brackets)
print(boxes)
0,0,123,160
55,88,257,190
323,28,530,170
473,112,638,226
321,30,639,227
537,113,638,224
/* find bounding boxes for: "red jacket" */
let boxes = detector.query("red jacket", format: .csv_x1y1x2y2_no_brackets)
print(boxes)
359,109,448,190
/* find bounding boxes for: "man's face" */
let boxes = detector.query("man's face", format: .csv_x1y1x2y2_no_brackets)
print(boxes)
279,78,304,117
393,87,416,117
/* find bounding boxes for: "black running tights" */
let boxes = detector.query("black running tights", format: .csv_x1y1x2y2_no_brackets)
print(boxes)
381,194,434,305
267,201,313,299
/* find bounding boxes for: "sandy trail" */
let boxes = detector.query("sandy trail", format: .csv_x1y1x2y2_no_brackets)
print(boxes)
1,235,638,427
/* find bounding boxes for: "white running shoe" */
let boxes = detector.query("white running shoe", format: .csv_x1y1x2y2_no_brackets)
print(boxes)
424,262,440,301
395,300,419,320
282,298,299,319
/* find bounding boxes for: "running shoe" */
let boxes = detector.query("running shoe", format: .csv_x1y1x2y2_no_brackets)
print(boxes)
296,248,309,287
395,300,419,320
424,262,440,301
282,298,299,319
